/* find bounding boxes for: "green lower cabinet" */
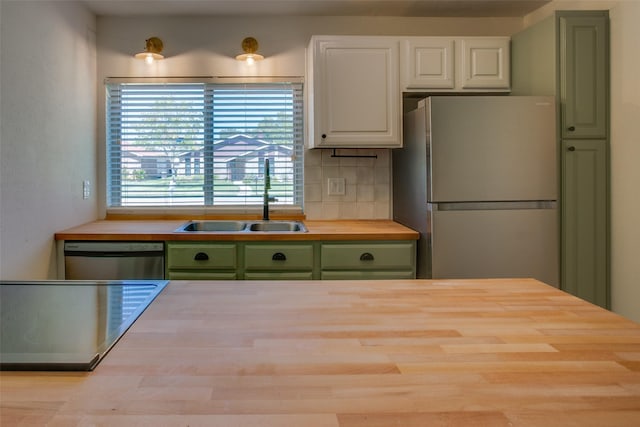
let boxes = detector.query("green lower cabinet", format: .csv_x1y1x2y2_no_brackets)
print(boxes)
243,243,314,280
166,240,416,280
320,242,416,279
561,139,609,308
166,243,237,280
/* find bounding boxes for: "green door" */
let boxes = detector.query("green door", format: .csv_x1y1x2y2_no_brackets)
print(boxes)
561,139,608,308
558,12,608,139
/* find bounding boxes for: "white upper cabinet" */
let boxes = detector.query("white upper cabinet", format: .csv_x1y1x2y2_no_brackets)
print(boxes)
401,38,455,90
459,38,510,89
306,35,511,148
401,37,511,92
307,36,401,148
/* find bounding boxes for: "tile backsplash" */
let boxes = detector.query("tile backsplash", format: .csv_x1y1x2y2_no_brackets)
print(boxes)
304,148,391,220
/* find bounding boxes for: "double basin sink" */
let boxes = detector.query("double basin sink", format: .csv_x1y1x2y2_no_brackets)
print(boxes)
175,220,307,233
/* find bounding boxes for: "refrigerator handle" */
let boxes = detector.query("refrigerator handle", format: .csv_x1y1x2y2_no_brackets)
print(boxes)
433,201,557,211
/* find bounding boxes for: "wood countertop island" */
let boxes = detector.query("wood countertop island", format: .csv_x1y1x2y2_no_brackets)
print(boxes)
2,279,640,426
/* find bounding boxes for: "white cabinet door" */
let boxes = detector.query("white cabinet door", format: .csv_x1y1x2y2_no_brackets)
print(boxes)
400,37,510,92
401,38,455,89
307,36,401,148
459,37,510,89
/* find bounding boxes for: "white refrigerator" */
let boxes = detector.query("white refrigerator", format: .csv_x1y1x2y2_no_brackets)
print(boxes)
393,96,558,286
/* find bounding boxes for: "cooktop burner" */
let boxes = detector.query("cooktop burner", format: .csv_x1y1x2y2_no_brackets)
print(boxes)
0,280,168,371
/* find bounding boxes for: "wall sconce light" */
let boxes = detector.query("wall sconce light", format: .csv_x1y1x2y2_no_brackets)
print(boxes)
235,37,264,65
134,37,164,64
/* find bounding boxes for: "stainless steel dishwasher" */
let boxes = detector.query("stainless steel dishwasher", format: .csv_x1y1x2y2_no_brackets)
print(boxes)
64,241,165,280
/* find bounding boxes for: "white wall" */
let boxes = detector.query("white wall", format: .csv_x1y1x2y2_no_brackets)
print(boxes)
0,0,97,279
608,1,640,323
96,15,522,219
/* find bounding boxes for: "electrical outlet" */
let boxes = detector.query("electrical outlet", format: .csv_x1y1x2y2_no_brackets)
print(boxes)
327,178,346,196
83,180,90,199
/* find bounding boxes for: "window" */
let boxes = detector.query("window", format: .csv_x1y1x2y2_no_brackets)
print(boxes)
106,80,303,209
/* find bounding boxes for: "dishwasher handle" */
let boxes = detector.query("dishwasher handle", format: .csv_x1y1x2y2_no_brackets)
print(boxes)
194,252,209,261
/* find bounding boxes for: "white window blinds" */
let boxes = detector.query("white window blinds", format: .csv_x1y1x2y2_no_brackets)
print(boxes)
106,81,303,208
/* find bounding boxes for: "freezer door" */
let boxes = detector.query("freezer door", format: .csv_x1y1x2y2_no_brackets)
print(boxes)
430,206,558,286
428,96,557,202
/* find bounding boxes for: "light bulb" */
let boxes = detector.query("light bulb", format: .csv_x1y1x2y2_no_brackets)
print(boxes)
135,37,164,63
246,55,255,66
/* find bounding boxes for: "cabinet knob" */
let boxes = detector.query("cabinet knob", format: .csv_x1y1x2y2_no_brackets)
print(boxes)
321,134,327,139
194,252,209,261
567,126,576,131
360,252,374,261
272,252,287,261
568,146,576,152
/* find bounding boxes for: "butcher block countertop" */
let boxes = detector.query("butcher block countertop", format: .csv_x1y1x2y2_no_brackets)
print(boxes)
3,278,640,426
54,219,419,241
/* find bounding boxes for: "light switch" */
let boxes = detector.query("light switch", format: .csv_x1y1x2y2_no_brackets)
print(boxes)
327,178,345,196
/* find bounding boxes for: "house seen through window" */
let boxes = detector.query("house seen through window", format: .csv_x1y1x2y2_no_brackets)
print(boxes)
106,81,303,209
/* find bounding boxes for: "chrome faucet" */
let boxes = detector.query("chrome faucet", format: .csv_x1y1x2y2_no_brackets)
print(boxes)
263,158,271,221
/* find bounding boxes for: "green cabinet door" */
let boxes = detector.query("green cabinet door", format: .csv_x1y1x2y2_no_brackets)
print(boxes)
558,12,608,139
561,140,608,308
320,242,416,279
166,243,238,280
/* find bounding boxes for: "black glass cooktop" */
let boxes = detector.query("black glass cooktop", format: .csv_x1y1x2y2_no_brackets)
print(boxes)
0,280,168,371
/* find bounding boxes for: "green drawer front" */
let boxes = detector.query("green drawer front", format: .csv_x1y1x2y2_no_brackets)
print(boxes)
244,244,314,270
244,271,314,280
321,270,415,280
321,243,415,270
168,271,237,280
167,244,237,269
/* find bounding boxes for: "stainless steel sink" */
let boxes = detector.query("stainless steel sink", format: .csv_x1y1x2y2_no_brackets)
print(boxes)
175,220,247,232
175,220,307,233
246,221,307,232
